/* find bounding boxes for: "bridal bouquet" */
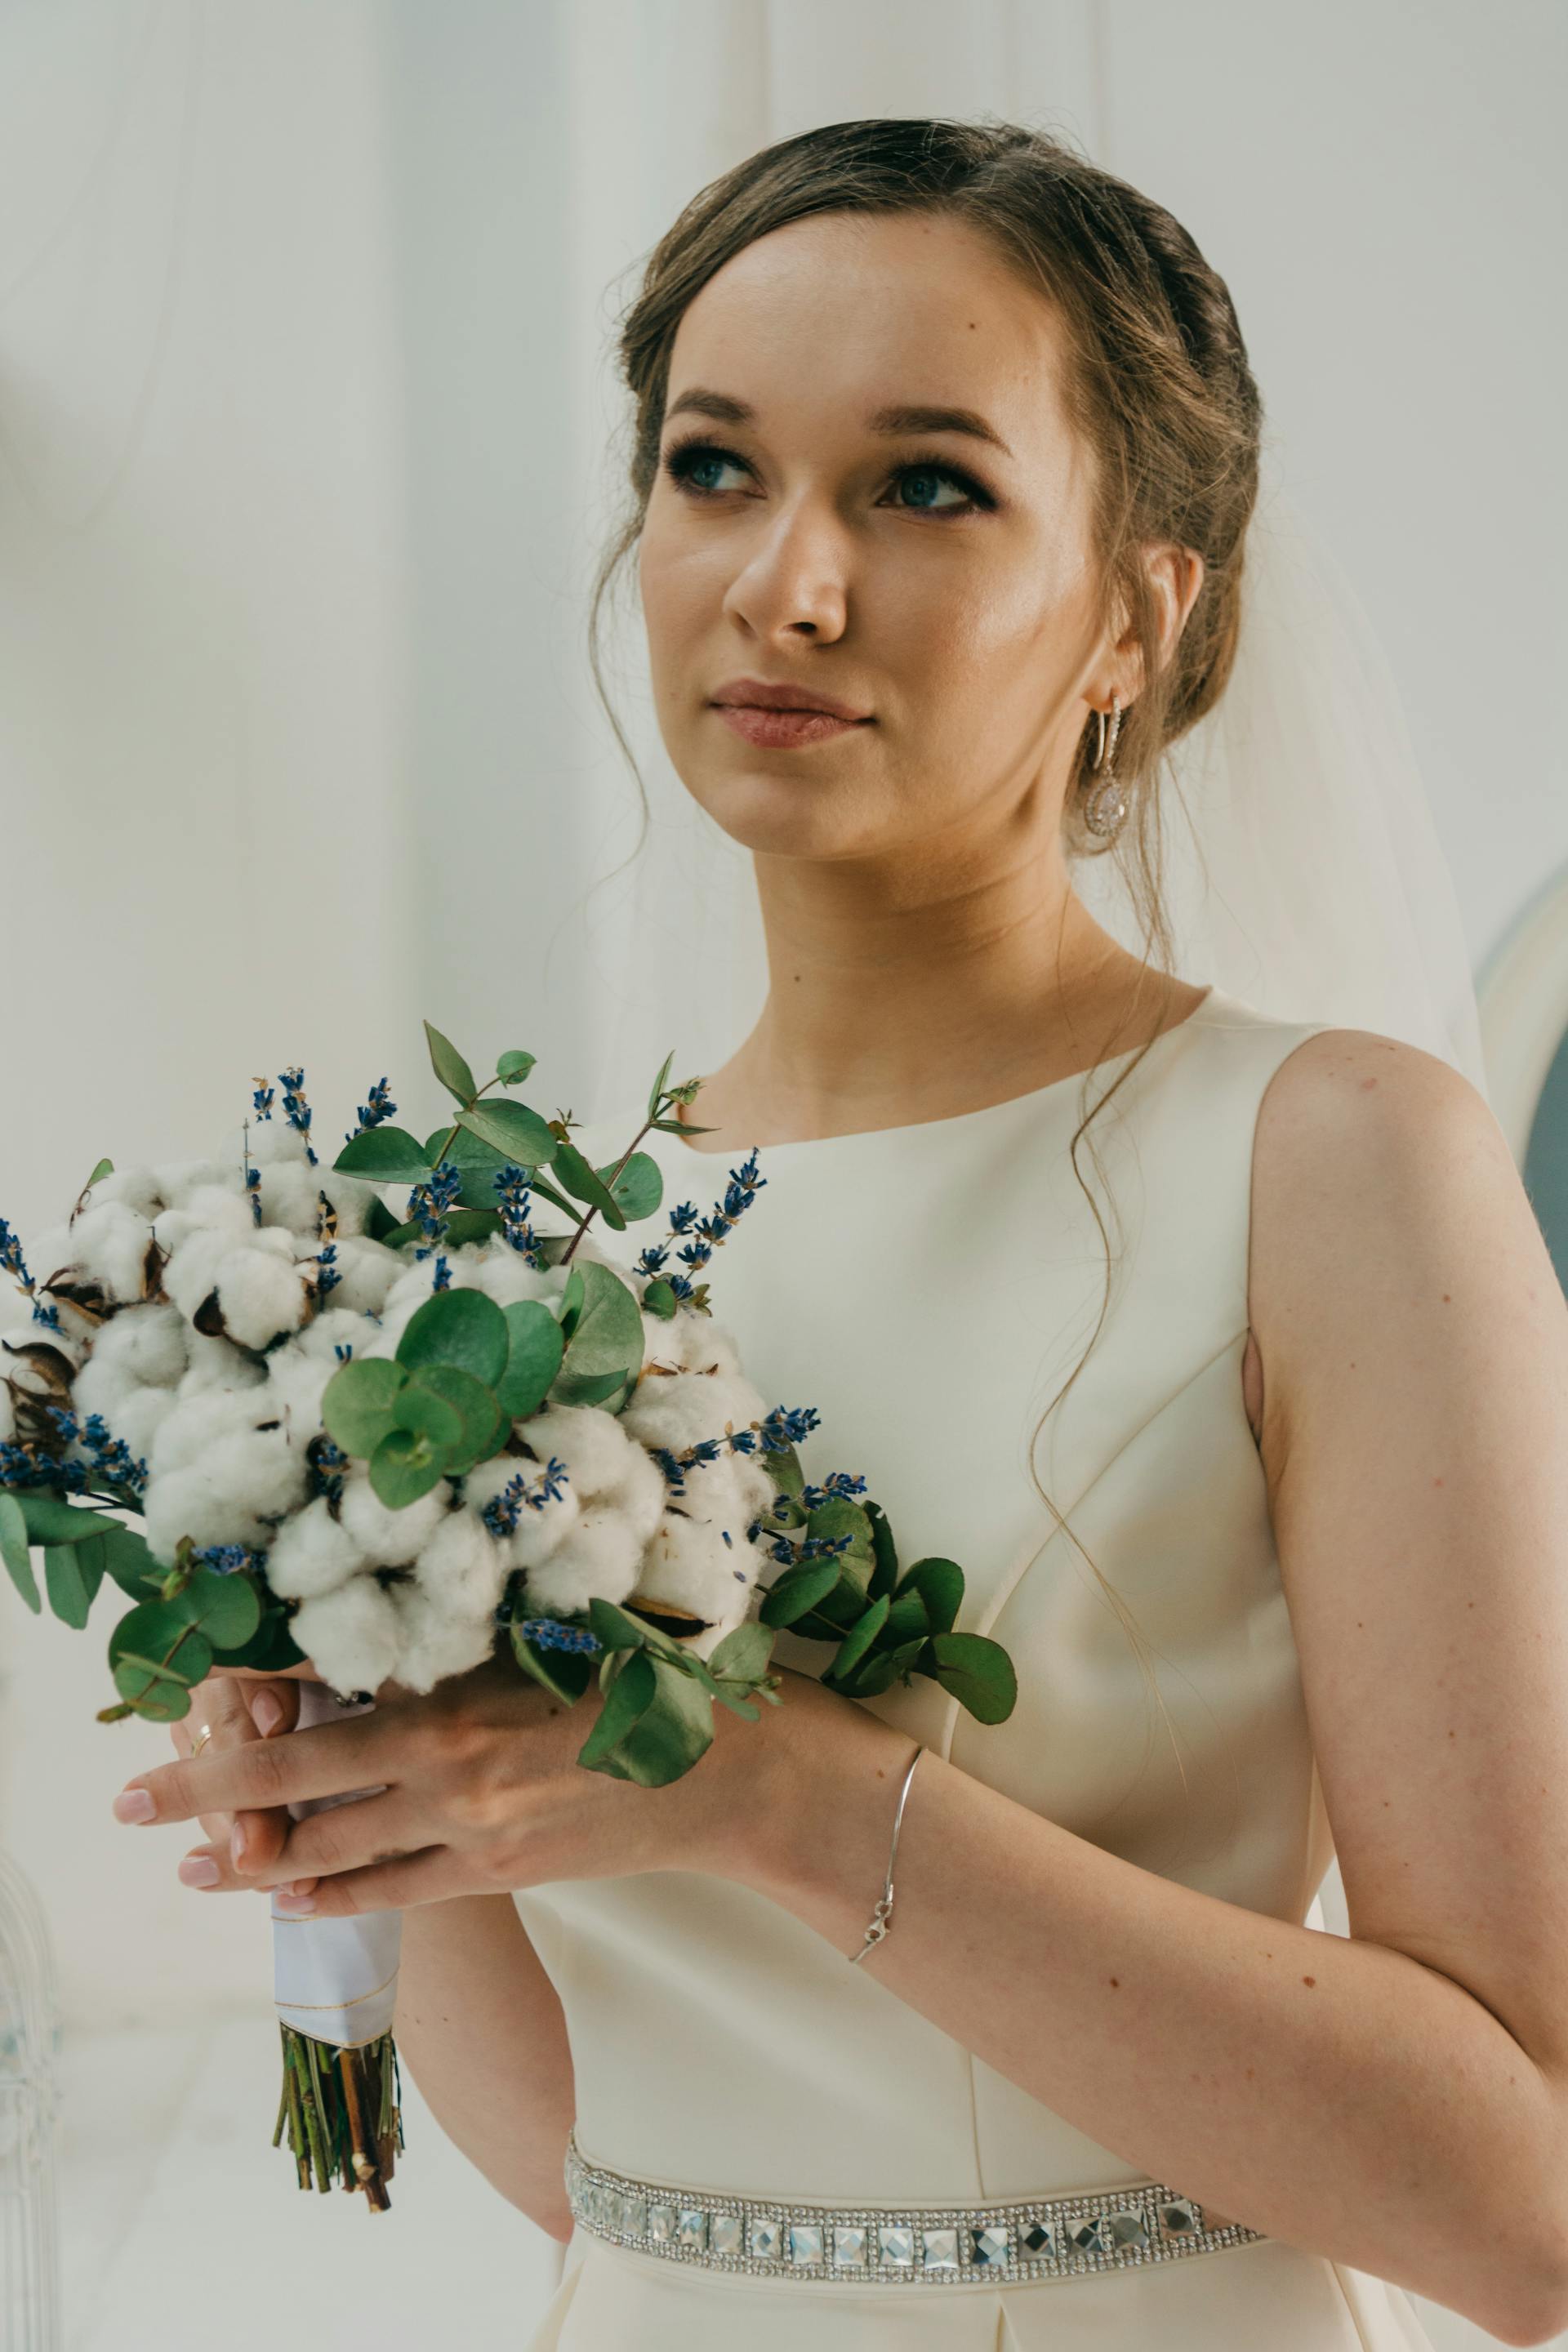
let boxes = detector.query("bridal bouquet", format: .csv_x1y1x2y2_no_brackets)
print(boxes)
0,1022,1018,2207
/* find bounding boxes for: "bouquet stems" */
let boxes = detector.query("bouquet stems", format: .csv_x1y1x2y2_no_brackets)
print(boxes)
274,2023,403,2208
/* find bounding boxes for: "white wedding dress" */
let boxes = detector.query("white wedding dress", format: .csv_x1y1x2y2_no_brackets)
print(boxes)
513,985,1439,2348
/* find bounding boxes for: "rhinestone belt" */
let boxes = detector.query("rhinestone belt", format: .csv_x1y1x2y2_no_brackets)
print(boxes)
564,2128,1266,2287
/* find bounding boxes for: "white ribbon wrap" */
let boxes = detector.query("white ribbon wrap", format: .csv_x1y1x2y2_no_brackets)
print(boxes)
270,1677,403,2047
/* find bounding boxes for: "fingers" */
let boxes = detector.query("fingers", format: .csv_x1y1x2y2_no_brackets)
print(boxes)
265,1843,483,1918
115,1713,388,1829
152,1674,310,1877
176,1789,416,1895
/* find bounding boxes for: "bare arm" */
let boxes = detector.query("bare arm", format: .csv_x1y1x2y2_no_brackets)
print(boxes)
724,1031,1568,2350
393,1893,576,2241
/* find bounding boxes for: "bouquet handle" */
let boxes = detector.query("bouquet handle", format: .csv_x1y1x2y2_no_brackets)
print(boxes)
270,1678,405,2207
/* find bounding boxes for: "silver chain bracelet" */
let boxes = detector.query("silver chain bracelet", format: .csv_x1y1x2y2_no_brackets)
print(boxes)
846,1741,925,1963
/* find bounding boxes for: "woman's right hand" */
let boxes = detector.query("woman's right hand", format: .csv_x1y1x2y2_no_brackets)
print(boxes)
167,1671,318,1893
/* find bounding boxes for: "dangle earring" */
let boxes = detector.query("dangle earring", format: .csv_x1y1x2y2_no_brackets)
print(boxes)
1080,692,1129,843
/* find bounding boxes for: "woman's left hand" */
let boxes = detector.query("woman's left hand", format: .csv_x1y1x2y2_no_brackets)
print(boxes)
114,1650,884,1915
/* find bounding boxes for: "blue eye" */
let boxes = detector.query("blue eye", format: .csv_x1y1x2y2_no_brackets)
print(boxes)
660,436,994,519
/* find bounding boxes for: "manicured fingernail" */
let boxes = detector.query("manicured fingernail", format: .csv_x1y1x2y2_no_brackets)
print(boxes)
277,1878,319,1899
113,1788,155,1823
274,1890,316,1915
252,1691,284,1735
178,1855,220,1887
229,1823,249,1868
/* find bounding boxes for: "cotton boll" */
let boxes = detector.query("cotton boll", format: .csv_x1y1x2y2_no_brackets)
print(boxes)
176,1330,269,1399
646,1308,745,1379
522,1402,638,1503
86,1165,168,1219
154,1157,243,1209
599,1441,667,1547
461,1244,559,1311
635,1492,754,1628
386,1583,497,1696
522,1505,644,1617
206,1423,310,1521
149,1388,281,1477
159,1230,232,1324
310,1169,381,1241
142,1463,274,1562
253,1161,324,1236
291,1575,403,1700
618,1368,768,1458
261,1342,335,1442
77,1300,189,1390
336,1467,454,1568
212,1247,311,1351
503,1471,581,1572
94,1383,173,1466
293,1305,374,1365
265,1496,367,1601
62,1201,157,1305
412,1509,507,1619
22,1224,81,1290
316,1235,403,1318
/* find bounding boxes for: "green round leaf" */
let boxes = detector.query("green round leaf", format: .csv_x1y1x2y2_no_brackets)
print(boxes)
321,1356,405,1459
496,1049,536,1086
550,1140,627,1232
825,1591,890,1684
456,1099,558,1167
369,1427,443,1509
396,1287,509,1387
113,1652,204,1720
550,1262,644,1407
495,1300,565,1421
0,1493,40,1614
392,1376,466,1450
600,1149,662,1223
412,1361,506,1469
757,1557,843,1628
44,1535,105,1628
181,1566,264,1650
576,1646,658,1767
604,1656,715,1786
929,1629,1018,1724
333,1126,437,1186
894,1556,964,1635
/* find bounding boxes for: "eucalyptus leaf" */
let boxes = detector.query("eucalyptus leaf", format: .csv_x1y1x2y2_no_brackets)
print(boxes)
180,1566,264,1651
576,1646,658,1766
881,1588,932,1646
424,1019,479,1109
824,1591,889,1684
396,1288,509,1388
17,1494,122,1546
929,1629,1018,1724
510,1627,594,1704
369,1427,443,1509
320,1356,405,1459
495,1301,565,1421
646,1050,675,1120
497,1049,536,1086
112,1653,199,1721
586,1597,653,1653
758,1557,842,1628
866,1498,900,1602
411,1362,506,1470
100,1524,164,1601
380,1207,503,1252
211,1606,305,1673
0,1493,39,1613
392,1377,466,1451
332,1125,436,1186
599,1655,715,1787
550,1262,644,1409
44,1535,105,1628
639,1277,677,1321
455,1099,558,1168
550,1141,627,1233
599,1150,662,1224
704,1621,775,1683
895,1556,964,1636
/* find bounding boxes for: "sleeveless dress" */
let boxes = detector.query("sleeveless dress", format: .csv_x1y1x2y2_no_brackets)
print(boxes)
514,984,1439,2350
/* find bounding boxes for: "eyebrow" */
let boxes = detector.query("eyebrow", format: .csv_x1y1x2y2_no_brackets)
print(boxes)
662,387,1015,461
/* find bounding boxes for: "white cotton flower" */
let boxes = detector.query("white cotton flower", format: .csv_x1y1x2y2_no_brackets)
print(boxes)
175,1330,269,1399
91,1383,174,1466
599,1440,667,1546
213,1120,312,1173
460,1242,560,1310
634,1455,775,1629
336,1465,454,1567
313,1234,404,1318
0,1320,86,1391
252,1160,326,1236
264,1496,367,1601
386,1582,497,1696
86,1165,168,1219
158,1229,235,1323
60,1201,156,1306
149,1388,283,1477
637,1307,745,1379
76,1300,188,1390
291,1574,403,1700
521,1505,644,1617
261,1341,336,1442
152,1157,243,1210
521,1402,638,1502
412,1508,507,1619
212,1245,311,1351
293,1305,374,1364
618,1366,768,1458
495,1458,581,1570
142,1463,273,1562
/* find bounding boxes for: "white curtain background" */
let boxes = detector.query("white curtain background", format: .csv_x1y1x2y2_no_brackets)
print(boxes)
0,5,1562,2347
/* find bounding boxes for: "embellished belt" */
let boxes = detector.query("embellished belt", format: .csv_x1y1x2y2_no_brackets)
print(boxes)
564,2128,1267,2287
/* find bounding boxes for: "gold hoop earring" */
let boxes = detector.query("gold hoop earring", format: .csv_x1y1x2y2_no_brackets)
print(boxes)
1080,692,1129,842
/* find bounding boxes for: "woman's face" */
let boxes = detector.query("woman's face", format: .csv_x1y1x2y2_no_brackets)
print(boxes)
637,208,1116,864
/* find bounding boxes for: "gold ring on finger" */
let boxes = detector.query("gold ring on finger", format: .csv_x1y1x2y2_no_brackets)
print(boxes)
190,1723,213,1757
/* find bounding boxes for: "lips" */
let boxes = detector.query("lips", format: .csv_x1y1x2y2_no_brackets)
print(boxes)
710,675,871,724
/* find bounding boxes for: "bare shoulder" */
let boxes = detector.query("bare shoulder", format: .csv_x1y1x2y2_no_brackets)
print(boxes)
1244,1022,1551,1439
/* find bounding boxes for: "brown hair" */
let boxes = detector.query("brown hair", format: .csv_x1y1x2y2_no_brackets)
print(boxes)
585,116,1265,1768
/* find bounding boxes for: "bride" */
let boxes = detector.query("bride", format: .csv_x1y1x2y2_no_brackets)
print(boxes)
121,118,1568,2348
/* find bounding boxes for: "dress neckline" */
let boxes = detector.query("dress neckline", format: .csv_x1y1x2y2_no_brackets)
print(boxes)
646,982,1224,1164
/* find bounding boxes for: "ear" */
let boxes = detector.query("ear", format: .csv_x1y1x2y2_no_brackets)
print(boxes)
1103,542,1206,704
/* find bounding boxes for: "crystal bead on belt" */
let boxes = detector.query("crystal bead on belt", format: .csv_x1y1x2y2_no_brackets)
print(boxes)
563,2127,1267,2286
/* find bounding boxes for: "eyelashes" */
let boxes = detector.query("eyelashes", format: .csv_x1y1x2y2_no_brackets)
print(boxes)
659,432,996,519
